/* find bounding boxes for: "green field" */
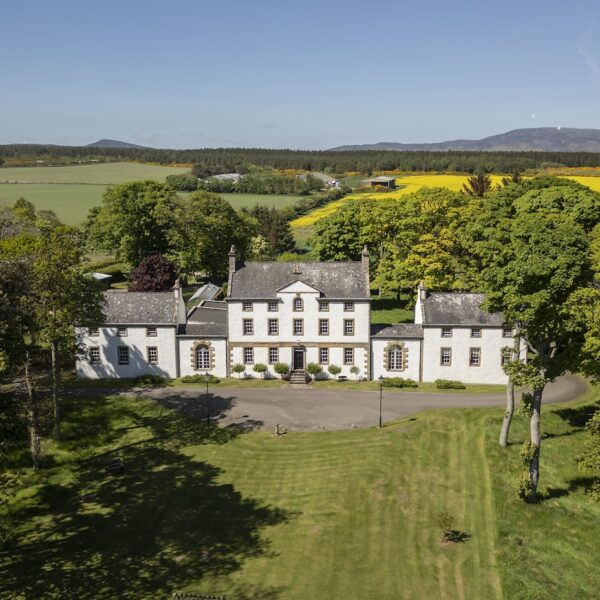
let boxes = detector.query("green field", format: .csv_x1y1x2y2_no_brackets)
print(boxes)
2,386,599,599
0,163,304,224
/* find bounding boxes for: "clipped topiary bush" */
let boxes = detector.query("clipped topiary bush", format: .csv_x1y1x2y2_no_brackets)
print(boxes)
253,363,268,378
232,363,246,379
274,362,290,377
435,379,466,390
382,377,418,388
306,362,323,379
327,364,341,376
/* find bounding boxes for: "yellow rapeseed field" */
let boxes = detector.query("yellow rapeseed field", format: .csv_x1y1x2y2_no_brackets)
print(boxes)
291,174,600,229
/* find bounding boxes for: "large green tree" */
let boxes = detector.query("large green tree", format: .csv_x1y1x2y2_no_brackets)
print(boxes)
86,180,176,264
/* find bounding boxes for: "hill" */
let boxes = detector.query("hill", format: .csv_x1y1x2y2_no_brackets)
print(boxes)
331,127,600,152
86,138,151,149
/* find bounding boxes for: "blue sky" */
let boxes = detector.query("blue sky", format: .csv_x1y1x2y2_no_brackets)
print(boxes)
1,0,599,149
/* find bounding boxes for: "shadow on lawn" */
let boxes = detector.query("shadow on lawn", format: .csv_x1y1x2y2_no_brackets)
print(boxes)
0,396,290,599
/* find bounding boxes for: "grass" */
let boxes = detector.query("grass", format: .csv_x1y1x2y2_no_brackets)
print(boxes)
370,296,414,324
1,386,598,599
181,192,304,211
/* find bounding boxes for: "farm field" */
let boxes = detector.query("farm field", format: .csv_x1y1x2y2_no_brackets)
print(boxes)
180,191,303,210
291,173,600,232
1,386,599,599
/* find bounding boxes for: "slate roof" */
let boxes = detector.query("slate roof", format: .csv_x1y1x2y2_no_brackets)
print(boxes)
181,303,227,337
421,292,504,326
371,323,423,338
229,261,369,299
102,291,178,325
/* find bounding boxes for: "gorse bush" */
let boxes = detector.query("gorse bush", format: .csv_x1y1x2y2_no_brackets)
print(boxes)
435,379,466,390
382,377,418,388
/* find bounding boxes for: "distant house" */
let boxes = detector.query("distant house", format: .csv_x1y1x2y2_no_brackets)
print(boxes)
208,173,242,183
299,172,340,188
362,175,397,189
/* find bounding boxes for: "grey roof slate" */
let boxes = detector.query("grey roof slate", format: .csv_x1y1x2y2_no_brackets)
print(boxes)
421,292,504,326
371,323,423,338
229,261,369,299
102,291,178,325
189,283,222,303
181,304,227,337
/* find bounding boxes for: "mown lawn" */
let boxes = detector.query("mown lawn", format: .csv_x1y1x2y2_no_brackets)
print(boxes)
1,387,598,599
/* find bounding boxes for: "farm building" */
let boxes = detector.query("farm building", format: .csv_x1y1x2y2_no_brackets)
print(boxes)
362,175,397,189
76,246,524,384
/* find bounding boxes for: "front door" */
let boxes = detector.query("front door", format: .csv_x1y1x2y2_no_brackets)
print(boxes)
293,347,305,370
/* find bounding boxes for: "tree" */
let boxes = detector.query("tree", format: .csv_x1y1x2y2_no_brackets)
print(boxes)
475,195,597,500
245,205,295,255
462,173,493,197
128,254,178,292
501,171,523,186
169,192,256,280
86,181,176,264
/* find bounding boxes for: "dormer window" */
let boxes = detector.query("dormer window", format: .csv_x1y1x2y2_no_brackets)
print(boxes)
293,297,303,312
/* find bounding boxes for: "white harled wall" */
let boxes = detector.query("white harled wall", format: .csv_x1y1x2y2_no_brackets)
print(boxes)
76,326,178,379
178,338,228,378
371,338,422,381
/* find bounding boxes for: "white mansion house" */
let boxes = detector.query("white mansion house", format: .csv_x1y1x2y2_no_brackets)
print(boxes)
76,246,524,384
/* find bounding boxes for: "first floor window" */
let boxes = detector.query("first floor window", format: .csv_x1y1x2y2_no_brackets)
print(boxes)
344,348,354,365
319,319,329,335
388,346,403,370
501,348,512,366
440,347,452,366
293,297,303,311
118,346,129,365
147,327,157,337
344,319,355,335
471,328,482,338
243,319,254,335
117,326,127,337
344,301,355,312
319,347,329,364
89,346,101,364
268,301,278,312
269,347,278,364
268,319,279,335
293,319,304,335
195,345,210,369
469,347,481,367
244,347,254,364
503,326,513,338
147,346,158,365
441,327,452,338
318,300,329,312
88,327,99,337
243,301,253,311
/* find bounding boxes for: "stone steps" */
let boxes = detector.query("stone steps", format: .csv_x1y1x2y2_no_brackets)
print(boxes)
289,370,308,385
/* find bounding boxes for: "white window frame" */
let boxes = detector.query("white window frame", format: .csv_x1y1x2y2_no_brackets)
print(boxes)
388,347,403,371
243,319,254,335
268,301,278,312
344,301,355,312
469,347,481,367
293,297,303,312
88,327,99,337
502,326,513,338
318,300,329,312
501,347,512,367
117,346,129,365
471,328,482,338
441,327,452,338
268,318,279,336
146,327,157,337
269,347,278,364
243,347,253,364
195,345,210,370
293,319,304,335
319,347,329,364
344,319,355,336
117,326,128,337
319,319,329,336
89,346,101,364
242,301,253,311
147,346,158,365
440,347,452,366
343,348,354,365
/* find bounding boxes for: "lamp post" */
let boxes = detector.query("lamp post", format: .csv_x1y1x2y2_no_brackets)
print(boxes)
378,375,384,428
204,371,210,425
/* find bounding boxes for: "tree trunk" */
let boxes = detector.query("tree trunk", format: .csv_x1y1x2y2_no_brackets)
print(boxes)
529,386,544,501
25,350,42,471
498,380,514,447
499,334,520,447
51,339,61,440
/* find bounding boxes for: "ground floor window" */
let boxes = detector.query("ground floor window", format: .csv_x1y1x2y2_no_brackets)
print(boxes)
269,347,278,364
344,348,354,365
89,347,101,364
319,347,329,364
117,346,129,365
244,347,254,364
195,345,210,369
388,346,403,370
147,346,158,365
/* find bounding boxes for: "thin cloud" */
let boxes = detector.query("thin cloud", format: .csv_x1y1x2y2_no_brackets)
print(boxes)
577,27,600,89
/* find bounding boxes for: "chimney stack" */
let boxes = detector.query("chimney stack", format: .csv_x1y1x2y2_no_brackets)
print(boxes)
227,245,237,297
417,281,428,301
361,245,370,290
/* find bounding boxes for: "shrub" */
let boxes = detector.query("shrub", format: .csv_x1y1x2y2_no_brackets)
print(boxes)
514,471,534,502
350,365,360,379
274,362,290,376
180,374,220,384
435,379,466,390
382,377,418,388
232,363,245,378
132,374,167,386
306,362,323,379
432,510,467,543
253,363,268,378
328,364,341,376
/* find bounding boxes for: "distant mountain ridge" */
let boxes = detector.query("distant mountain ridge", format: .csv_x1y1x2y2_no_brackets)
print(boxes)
86,139,151,149
331,128,600,152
